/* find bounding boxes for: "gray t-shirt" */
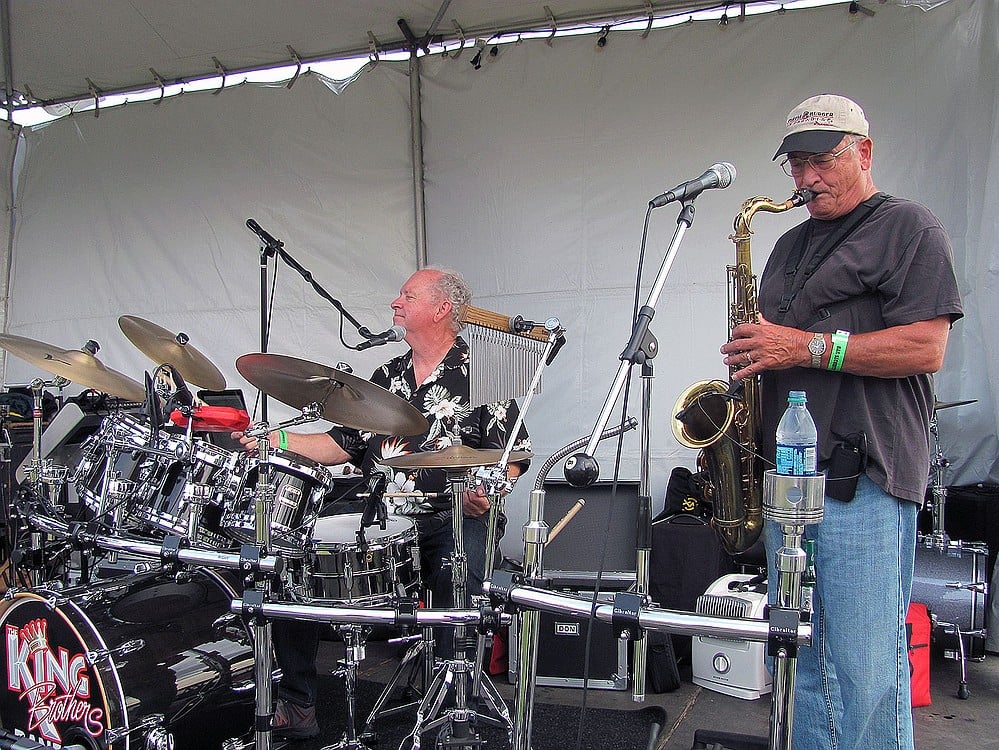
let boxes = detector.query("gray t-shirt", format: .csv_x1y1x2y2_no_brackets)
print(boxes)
757,195,963,504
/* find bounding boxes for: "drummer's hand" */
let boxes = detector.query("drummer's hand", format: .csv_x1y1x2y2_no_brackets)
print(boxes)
231,430,272,453
462,484,490,517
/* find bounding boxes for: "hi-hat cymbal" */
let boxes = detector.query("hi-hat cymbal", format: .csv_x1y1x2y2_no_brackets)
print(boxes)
0,333,146,402
933,398,977,412
236,352,429,436
382,445,533,470
119,315,226,391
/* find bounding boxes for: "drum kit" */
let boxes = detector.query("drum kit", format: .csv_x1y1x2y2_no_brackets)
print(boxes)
0,318,541,750
0,315,825,750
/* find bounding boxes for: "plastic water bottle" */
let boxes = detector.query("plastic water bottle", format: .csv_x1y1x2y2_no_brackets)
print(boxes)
775,390,818,476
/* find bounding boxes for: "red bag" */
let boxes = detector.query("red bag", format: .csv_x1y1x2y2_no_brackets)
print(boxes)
906,602,931,707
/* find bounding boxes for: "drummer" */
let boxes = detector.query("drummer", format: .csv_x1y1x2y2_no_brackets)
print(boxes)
234,267,530,740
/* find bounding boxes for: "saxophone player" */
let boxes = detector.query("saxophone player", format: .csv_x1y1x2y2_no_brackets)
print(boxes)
720,94,963,750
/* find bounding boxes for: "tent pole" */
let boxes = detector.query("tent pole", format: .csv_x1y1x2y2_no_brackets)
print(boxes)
408,54,428,269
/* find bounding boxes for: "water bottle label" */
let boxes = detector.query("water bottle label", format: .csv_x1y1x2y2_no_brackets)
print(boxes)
776,444,817,476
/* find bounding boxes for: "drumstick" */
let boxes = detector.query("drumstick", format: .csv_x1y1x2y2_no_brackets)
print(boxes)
546,498,585,545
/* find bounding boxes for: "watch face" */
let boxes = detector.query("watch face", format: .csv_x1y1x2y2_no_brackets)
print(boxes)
808,335,825,355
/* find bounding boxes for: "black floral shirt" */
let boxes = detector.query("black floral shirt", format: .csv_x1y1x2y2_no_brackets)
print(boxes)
327,337,531,513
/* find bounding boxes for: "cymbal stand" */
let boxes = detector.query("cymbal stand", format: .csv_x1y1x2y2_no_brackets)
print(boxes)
761,470,824,750
243,420,277,750
927,413,950,549
242,406,323,750
404,469,512,750
17,379,70,585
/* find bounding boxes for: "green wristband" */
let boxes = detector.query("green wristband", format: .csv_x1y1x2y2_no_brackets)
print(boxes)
277,429,289,451
828,330,850,372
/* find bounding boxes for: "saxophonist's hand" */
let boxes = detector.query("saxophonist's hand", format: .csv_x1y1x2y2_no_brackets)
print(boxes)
721,315,812,380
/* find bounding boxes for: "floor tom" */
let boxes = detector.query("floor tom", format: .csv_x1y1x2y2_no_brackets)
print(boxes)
912,536,989,659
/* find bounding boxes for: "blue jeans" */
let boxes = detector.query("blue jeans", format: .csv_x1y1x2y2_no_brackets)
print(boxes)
765,474,917,750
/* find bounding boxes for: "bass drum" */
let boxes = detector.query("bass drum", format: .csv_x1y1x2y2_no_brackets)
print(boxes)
0,569,254,749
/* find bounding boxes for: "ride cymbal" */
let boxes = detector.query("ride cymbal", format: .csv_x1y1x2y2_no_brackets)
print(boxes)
119,315,226,391
381,445,533,470
236,352,429,436
0,333,146,402
933,398,977,412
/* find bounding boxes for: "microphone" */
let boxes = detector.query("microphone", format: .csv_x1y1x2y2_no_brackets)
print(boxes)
650,162,736,208
356,326,406,350
360,472,389,542
246,218,283,249
168,365,194,409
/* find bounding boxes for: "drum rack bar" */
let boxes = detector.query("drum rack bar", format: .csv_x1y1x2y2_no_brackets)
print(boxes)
229,598,512,630
486,581,813,646
29,511,283,576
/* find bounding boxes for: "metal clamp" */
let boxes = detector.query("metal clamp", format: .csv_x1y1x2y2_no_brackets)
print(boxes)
611,591,644,641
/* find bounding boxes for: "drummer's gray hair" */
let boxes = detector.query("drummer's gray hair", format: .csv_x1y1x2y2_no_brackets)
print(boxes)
428,267,471,333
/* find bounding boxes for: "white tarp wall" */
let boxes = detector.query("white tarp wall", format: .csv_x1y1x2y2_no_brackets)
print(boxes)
4,1,997,553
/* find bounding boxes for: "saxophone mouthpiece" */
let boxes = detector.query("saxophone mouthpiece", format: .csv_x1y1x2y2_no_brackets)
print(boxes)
793,188,816,206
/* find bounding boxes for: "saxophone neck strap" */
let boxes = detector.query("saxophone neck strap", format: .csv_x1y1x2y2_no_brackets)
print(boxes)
774,192,891,324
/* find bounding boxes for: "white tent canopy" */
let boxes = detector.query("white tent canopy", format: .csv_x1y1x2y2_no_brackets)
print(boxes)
2,0,996,553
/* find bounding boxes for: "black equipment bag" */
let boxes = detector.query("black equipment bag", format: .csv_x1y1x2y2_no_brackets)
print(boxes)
650,513,735,664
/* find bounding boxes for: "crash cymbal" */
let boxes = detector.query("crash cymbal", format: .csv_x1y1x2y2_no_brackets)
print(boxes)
236,352,429,436
382,445,533,470
933,398,977,412
119,315,226,391
0,333,146,402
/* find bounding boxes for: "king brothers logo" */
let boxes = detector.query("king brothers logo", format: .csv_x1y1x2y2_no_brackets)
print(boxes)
1,595,108,746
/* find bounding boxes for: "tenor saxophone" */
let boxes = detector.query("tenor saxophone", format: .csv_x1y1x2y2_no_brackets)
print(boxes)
671,188,813,554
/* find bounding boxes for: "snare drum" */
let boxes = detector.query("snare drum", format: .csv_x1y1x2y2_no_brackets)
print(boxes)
0,568,253,749
132,438,239,547
220,450,332,555
291,513,420,605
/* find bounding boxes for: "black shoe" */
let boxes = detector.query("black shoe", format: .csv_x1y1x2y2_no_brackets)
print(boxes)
272,699,320,739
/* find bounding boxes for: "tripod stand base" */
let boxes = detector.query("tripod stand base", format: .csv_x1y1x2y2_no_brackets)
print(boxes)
405,657,512,750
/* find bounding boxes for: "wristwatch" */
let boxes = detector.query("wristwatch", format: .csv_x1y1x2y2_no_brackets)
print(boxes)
808,333,826,368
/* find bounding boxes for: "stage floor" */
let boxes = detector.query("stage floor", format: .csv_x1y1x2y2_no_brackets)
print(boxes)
309,635,999,750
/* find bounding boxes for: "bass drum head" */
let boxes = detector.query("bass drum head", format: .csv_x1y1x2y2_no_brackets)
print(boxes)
0,569,254,749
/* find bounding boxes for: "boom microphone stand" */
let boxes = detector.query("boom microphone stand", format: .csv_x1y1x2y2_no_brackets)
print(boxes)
245,218,386,422
560,198,700,704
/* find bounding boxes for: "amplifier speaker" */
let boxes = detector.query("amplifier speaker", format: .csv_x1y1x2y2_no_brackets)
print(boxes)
508,587,630,690
541,480,639,576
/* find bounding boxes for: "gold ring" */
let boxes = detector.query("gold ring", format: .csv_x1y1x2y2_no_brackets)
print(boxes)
746,352,753,365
